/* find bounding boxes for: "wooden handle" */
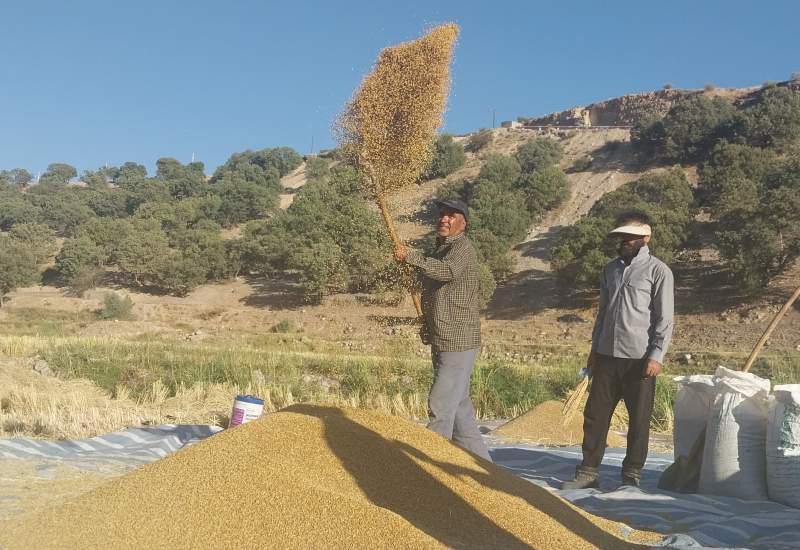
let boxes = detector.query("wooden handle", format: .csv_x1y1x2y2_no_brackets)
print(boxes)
743,285,800,373
375,192,423,317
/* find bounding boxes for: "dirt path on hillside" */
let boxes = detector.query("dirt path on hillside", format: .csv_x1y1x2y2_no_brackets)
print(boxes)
490,130,642,319
279,162,307,209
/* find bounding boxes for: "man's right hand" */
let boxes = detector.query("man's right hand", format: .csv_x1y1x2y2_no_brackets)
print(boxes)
419,324,431,346
393,245,409,262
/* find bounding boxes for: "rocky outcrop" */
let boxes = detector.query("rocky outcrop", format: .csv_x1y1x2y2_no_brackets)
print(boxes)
520,89,691,127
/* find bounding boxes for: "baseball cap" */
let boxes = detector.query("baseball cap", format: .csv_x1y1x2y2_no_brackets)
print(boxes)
434,198,469,222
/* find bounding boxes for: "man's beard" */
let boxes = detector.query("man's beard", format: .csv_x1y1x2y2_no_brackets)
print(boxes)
618,241,644,260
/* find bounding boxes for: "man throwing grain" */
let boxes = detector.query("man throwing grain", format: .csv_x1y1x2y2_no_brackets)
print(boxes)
394,198,491,462
563,211,674,489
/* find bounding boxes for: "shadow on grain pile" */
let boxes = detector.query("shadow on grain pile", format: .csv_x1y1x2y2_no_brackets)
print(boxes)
1,405,658,549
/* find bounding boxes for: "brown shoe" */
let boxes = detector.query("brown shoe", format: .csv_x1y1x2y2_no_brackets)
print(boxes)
561,466,599,490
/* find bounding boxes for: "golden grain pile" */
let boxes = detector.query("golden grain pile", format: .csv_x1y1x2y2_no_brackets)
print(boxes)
492,400,628,448
337,23,458,197
1,405,659,549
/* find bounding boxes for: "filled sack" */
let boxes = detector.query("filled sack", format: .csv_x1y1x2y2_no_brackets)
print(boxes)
699,366,770,500
673,375,716,458
766,384,800,508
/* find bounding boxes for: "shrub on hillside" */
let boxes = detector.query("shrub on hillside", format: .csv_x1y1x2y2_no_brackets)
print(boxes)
241,165,393,303
714,154,800,290
55,236,107,291
0,237,39,306
515,165,570,215
305,157,330,180
97,293,134,320
465,129,493,153
423,134,466,179
661,96,736,163
552,169,694,289
697,141,776,215
515,137,563,173
739,85,800,149
8,223,57,264
475,154,521,187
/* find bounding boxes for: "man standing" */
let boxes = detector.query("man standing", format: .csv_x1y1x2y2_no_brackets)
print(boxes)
394,198,491,462
563,211,674,489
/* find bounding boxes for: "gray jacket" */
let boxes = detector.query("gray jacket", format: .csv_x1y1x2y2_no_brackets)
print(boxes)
590,246,674,363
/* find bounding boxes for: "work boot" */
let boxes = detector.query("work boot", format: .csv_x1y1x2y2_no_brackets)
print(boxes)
561,466,599,490
621,469,641,487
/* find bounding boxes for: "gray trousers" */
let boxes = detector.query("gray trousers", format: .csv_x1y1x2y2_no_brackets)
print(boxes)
427,348,492,462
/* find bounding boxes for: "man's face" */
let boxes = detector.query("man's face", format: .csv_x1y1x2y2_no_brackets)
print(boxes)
616,233,650,260
437,207,467,237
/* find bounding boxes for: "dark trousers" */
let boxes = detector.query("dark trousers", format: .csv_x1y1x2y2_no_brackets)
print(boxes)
580,354,655,476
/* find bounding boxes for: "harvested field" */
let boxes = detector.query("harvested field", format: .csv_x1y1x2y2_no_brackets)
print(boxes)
1,405,660,549
492,399,628,447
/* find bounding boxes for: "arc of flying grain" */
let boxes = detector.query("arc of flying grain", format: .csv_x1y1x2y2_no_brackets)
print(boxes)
335,23,460,316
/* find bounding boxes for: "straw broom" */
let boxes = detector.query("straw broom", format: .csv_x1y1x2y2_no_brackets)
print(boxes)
336,24,460,316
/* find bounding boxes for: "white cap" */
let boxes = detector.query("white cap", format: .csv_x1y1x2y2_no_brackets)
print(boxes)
609,224,651,236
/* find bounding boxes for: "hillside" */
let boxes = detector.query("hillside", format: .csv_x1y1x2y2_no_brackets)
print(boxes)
2,83,798,396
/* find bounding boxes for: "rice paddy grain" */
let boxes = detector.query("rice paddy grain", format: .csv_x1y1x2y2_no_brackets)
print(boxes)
337,24,458,197
492,400,628,448
1,405,658,549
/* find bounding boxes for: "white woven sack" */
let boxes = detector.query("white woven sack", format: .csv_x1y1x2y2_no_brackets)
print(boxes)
766,384,800,508
673,375,716,458
699,366,770,500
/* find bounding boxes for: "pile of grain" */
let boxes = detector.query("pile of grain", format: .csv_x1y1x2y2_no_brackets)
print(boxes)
2,405,659,549
492,400,628,447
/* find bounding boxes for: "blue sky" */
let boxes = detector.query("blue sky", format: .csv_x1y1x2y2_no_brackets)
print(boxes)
1,0,798,177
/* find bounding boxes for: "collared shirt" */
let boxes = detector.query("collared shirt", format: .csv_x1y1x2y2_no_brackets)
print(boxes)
591,246,674,363
405,232,481,352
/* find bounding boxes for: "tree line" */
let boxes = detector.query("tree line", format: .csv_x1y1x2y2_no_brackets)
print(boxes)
553,82,800,292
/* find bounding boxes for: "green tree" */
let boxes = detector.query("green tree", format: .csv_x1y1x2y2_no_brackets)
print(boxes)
714,154,800,290
213,176,278,226
290,238,348,302
0,168,33,188
38,163,78,187
154,251,208,296
0,237,39,306
740,85,800,148
305,157,330,180
476,154,521,187
515,165,570,215
122,179,171,214
156,157,208,199
0,189,42,230
115,221,171,287
552,169,694,288
515,137,563,173
32,190,96,235
630,113,667,159
54,236,107,288
658,96,737,163
114,162,148,187
8,223,57,264
698,141,775,215
423,134,466,179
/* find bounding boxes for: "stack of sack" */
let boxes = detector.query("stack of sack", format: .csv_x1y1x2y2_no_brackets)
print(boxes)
663,366,800,507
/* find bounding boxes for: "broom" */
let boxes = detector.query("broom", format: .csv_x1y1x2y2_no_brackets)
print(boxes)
336,24,460,316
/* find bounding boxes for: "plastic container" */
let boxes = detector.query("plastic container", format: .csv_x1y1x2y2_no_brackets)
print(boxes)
228,395,265,428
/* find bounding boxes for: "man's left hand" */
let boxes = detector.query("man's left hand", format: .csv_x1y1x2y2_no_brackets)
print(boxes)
394,245,409,262
643,359,662,377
